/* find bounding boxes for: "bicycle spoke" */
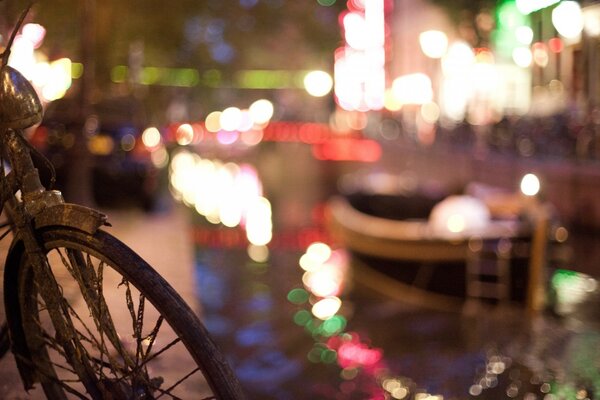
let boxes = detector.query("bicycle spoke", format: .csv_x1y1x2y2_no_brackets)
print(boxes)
14,229,234,399
155,366,202,399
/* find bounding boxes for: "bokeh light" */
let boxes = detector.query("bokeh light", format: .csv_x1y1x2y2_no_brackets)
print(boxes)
418,30,448,59
249,99,274,125
142,127,161,148
552,1,583,39
303,70,333,97
520,173,541,196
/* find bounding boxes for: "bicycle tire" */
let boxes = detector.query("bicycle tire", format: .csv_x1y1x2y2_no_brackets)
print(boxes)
13,226,245,399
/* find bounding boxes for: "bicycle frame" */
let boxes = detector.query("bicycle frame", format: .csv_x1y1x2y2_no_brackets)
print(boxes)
0,9,109,389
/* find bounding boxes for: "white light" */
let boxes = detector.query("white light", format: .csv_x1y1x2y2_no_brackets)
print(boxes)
220,106,243,131
391,73,433,105
304,70,333,97
246,197,272,246
520,173,541,196
441,41,475,77
22,23,46,48
419,30,448,59
516,0,559,15
552,1,583,39
584,13,600,37
142,127,161,148
344,12,368,50
429,195,491,237
249,99,274,125
512,47,533,68
311,296,342,320
515,26,534,45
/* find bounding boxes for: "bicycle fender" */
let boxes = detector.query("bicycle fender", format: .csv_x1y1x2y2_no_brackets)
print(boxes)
33,203,110,234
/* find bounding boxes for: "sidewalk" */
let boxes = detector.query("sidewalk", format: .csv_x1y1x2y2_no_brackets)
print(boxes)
0,204,198,399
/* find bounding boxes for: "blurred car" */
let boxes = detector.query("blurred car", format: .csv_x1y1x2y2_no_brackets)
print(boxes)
30,95,160,211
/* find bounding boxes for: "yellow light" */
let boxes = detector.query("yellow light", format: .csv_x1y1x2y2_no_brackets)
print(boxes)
420,102,440,123
384,88,402,111
87,135,114,155
248,244,269,263
446,214,466,233
151,146,169,168
303,70,333,97
205,111,222,132
142,127,161,148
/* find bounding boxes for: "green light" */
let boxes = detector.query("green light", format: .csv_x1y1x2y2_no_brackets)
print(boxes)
110,65,127,83
234,70,297,89
551,269,579,289
287,288,309,305
202,69,222,87
71,63,84,79
320,349,337,364
307,346,323,363
293,310,312,326
317,0,336,5
321,315,347,336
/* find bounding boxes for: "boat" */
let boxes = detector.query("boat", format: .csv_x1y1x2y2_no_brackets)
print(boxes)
326,173,551,307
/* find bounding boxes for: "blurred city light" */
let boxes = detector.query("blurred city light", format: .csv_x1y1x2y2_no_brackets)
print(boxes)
169,149,267,241
418,30,448,59
512,46,533,67
391,73,433,105
515,0,560,15
311,297,342,320
303,70,333,97
220,106,243,131
334,0,386,111
245,196,273,246
428,195,491,237
520,173,541,196
552,1,583,40
249,99,274,125
584,10,600,37
141,127,161,149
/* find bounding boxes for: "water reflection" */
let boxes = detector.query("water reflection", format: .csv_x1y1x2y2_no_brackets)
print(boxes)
170,144,600,399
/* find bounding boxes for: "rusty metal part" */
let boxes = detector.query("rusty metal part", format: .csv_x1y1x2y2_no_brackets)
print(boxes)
0,66,42,130
34,203,110,234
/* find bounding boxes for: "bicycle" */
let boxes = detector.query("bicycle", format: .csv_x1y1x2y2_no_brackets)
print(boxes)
0,6,245,399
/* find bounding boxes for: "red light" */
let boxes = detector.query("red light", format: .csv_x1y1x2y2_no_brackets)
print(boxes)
548,37,563,53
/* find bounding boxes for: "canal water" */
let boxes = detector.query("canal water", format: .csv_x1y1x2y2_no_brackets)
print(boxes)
175,142,600,399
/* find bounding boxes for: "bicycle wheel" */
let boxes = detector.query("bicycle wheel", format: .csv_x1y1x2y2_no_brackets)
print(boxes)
13,226,245,399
